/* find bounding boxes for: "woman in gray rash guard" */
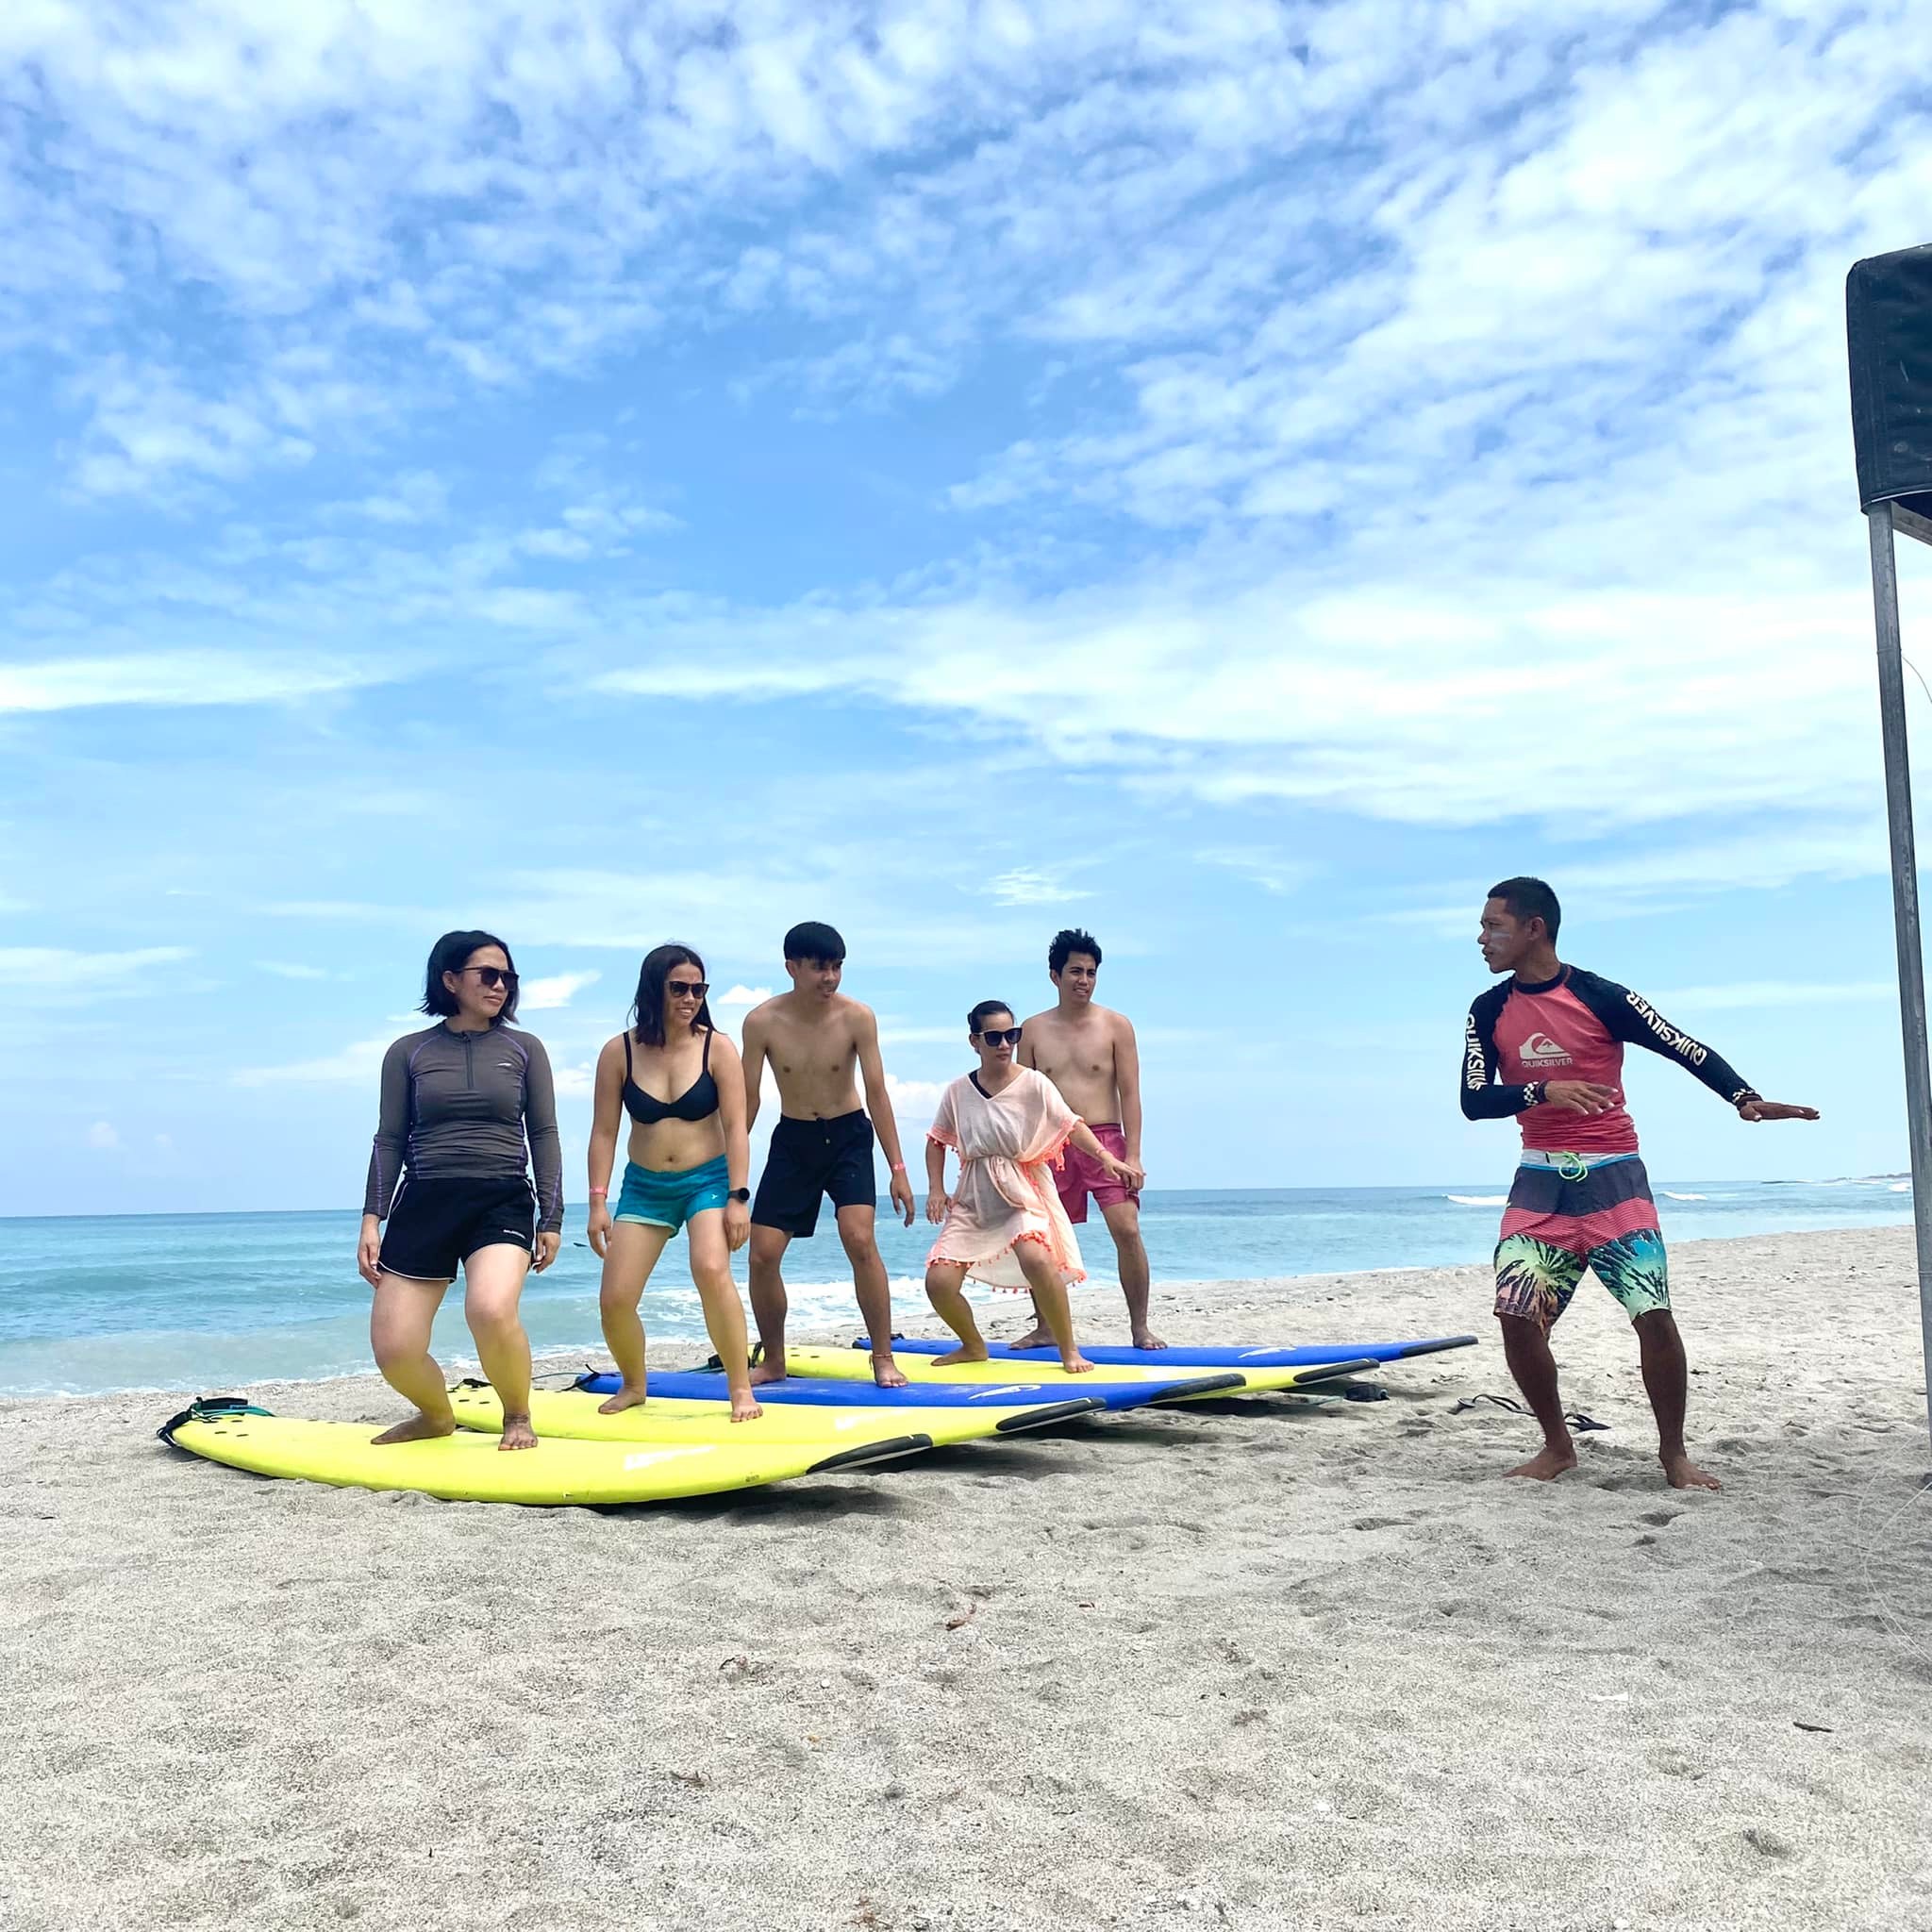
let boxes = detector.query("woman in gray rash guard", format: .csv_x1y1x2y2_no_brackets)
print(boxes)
358,930,563,1450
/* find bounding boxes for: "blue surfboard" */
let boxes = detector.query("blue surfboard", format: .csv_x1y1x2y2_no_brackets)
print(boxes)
572,1367,1242,1413
860,1334,1479,1369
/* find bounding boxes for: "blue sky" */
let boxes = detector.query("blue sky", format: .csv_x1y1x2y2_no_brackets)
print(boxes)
7,0,1932,1216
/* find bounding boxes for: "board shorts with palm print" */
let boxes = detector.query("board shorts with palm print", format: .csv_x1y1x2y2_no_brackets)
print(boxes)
1492,1150,1671,1330
1493,1228,1672,1330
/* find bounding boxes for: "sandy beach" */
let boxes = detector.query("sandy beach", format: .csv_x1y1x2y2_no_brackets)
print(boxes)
5,1224,1929,1931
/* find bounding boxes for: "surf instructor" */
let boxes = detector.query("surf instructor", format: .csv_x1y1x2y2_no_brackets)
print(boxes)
358,930,563,1451
1462,877,1817,1490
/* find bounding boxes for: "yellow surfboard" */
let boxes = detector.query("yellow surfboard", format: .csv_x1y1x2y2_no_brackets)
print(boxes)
770,1345,1378,1403
159,1398,930,1506
447,1381,1104,1450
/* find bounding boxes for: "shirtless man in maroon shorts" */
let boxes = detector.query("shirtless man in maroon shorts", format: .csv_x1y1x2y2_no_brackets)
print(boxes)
1019,928,1159,1348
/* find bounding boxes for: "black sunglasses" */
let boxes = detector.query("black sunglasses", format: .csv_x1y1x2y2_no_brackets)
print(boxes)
667,979,709,999
974,1026,1023,1047
461,966,518,990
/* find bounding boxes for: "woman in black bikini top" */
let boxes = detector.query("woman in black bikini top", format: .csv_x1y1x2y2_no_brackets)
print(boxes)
586,943,759,1422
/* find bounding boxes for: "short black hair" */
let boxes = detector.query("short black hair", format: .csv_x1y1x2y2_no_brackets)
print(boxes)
421,930,519,1023
1049,928,1101,975
1487,877,1561,941
631,942,715,1048
784,920,846,965
967,999,1015,1035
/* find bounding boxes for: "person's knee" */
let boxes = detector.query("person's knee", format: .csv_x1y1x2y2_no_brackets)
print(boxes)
1495,1310,1549,1349
748,1230,787,1274
370,1325,420,1373
1633,1307,1678,1341
841,1229,881,1268
467,1299,523,1343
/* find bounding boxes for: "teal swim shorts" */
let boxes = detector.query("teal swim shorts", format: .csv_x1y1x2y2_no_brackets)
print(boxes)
614,1154,732,1233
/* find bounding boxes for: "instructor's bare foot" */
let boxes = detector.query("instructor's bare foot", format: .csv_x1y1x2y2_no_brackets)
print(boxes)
372,1409,456,1446
498,1412,537,1452
1010,1325,1052,1351
1132,1328,1169,1351
933,1343,990,1367
1059,1351,1096,1374
597,1385,647,1415
1662,1452,1721,1491
748,1357,788,1387
729,1390,764,1423
871,1353,909,1390
1505,1443,1577,1481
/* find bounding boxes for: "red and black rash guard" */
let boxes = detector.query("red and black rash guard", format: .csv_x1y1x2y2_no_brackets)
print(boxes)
1461,966,1759,1155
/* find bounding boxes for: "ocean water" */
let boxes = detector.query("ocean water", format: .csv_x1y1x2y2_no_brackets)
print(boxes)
0,1179,1913,1397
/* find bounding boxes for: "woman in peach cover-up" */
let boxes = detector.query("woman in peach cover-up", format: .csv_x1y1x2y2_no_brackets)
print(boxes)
923,999,1144,1374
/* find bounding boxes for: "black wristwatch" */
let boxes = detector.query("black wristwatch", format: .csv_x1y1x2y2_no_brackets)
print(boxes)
728,1187,751,1204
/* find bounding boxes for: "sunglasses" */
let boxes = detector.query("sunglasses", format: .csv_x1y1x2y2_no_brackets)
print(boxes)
667,979,709,1000
975,1026,1023,1047
461,967,518,991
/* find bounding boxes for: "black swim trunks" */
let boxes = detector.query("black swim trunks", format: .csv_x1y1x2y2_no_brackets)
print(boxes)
378,1177,536,1282
752,1111,878,1237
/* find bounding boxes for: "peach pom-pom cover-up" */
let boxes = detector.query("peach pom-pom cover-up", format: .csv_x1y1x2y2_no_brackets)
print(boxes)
924,1067,1087,1291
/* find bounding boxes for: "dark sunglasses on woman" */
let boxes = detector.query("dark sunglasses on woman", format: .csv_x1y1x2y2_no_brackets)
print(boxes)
668,979,709,999
974,1026,1024,1046
461,967,518,991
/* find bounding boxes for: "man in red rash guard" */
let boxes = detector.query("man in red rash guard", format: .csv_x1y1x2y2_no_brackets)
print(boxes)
1463,877,1819,1490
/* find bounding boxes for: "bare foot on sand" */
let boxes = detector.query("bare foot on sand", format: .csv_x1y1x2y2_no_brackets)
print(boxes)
872,1354,909,1390
748,1357,789,1387
1010,1326,1051,1351
597,1386,647,1415
1131,1329,1169,1350
933,1343,991,1367
1505,1444,1577,1481
372,1409,456,1446
498,1412,537,1452
1059,1351,1096,1374
730,1390,764,1422
1662,1452,1721,1491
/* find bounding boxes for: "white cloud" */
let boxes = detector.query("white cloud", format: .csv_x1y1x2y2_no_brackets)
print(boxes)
87,1121,120,1150
519,970,602,1011
1196,849,1318,896
884,1073,946,1116
232,1035,391,1088
0,655,391,713
0,946,192,986
1646,980,1899,1014
552,1060,595,1099
717,984,773,1008
257,960,331,981
337,470,448,525
985,867,1086,908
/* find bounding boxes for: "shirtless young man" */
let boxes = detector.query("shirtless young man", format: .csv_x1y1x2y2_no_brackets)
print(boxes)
741,921,918,1388
1464,876,1818,1491
1018,927,1159,1348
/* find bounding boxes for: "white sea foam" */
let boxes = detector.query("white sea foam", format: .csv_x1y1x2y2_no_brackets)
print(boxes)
1663,1191,1707,1202
1445,1194,1507,1208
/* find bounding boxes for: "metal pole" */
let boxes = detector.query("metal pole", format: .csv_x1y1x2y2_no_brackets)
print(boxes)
1866,505,1932,1453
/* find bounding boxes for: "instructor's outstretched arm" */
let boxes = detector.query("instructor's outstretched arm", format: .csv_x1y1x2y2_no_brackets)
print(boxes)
1582,973,1820,1121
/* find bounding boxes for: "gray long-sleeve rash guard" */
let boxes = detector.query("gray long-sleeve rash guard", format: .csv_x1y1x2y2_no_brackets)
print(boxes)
363,1022,564,1232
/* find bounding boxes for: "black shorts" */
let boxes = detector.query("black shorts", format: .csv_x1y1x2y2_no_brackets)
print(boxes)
378,1176,535,1282
752,1111,878,1238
